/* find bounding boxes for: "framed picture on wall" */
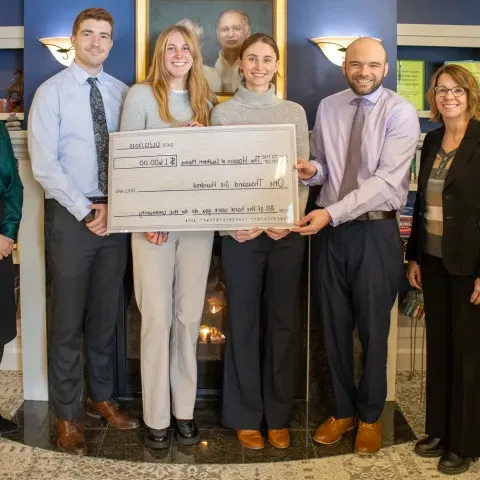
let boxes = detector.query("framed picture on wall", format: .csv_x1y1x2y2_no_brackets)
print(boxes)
135,0,287,100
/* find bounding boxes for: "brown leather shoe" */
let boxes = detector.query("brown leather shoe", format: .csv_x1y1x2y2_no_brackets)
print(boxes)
237,430,265,450
56,419,87,456
355,421,382,454
85,398,140,430
268,429,290,449
313,416,356,445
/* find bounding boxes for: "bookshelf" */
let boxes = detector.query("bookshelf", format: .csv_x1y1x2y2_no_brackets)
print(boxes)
397,24,480,49
397,23,480,132
0,26,24,49
0,112,24,121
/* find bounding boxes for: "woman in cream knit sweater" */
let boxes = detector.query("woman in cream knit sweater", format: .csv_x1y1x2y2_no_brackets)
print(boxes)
120,25,217,450
210,33,309,451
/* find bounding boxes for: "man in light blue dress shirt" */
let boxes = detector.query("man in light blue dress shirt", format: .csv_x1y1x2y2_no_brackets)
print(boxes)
294,38,420,454
28,8,140,456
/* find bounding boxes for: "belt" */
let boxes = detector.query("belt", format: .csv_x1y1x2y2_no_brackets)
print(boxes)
87,196,108,204
354,210,396,221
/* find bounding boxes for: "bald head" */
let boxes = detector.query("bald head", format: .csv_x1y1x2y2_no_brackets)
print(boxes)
343,37,388,96
345,37,387,63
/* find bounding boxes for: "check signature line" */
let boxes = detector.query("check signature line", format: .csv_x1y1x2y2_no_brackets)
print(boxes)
137,187,288,193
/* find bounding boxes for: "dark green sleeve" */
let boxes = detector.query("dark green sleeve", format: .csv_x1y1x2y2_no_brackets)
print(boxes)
0,122,23,241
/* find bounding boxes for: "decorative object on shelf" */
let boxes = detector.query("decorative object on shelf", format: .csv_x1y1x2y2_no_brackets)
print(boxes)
0,98,16,113
6,69,23,113
310,36,381,66
5,113,21,131
39,37,75,66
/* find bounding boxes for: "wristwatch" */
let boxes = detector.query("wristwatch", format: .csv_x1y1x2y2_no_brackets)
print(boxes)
82,210,96,224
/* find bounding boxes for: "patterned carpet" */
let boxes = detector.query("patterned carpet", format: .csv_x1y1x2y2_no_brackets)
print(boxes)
0,371,478,479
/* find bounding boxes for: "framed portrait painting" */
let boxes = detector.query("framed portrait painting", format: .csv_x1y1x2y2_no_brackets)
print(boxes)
136,0,286,99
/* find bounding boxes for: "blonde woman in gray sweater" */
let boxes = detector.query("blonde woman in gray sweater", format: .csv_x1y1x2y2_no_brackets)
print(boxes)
210,33,310,451
120,25,217,449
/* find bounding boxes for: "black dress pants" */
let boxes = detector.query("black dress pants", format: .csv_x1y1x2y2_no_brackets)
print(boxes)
421,253,480,457
221,233,306,430
312,219,403,423
45,200,127,421
0,197,17,347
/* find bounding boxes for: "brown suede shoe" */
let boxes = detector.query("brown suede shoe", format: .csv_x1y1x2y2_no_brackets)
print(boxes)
313,416,356,445
237,430,265,450
56,419,87,456
268,429,290,449
355,421,382,454
85,398,140,430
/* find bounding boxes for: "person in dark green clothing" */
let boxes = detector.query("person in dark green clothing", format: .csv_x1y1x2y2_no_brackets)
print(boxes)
0,121,23,435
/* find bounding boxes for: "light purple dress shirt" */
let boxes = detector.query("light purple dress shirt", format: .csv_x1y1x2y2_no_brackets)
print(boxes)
304,86,421,226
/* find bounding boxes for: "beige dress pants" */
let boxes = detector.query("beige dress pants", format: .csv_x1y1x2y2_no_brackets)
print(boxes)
132,231,214,429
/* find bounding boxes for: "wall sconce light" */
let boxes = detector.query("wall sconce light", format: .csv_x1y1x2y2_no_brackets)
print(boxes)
39,37,75,67
311,36,381,66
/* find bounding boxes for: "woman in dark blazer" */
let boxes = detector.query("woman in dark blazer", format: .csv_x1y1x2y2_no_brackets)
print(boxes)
0,121,23,435
406,64,480,476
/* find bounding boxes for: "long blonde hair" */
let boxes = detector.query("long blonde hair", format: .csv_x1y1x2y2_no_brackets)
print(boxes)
144,25,218,126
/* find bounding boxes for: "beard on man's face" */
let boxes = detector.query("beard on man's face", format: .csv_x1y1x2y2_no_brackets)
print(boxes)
346,72,384,96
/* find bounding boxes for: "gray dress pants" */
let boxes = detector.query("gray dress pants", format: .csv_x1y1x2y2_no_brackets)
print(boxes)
45,200,128,421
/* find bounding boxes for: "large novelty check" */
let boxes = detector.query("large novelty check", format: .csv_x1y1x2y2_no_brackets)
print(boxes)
107,124,299,232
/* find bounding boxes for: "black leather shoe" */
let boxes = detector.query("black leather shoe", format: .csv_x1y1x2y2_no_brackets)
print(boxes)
0,415,17,436
145,427,169,449
414,436,444,458
438,452,477,475
175,418,200,446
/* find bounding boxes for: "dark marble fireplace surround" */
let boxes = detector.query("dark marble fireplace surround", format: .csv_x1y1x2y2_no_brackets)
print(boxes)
25,235,416,463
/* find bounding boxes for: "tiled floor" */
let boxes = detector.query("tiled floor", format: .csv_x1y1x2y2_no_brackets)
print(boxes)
3,397,415,463
0,371,479,479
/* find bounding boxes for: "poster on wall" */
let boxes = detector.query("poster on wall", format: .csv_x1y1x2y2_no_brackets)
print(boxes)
135,0,286,99
445,61,480,85
397,60,425,111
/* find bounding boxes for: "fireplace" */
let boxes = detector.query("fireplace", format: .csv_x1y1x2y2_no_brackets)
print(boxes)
114,235,308,399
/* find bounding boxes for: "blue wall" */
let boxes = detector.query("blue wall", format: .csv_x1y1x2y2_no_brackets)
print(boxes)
2,0,23,26
287,0,397,125
398,0,480,25
13,1,480,127
23,0,397,127
24,0,135,117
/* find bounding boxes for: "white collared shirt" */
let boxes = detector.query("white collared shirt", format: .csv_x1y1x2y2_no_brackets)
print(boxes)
214,51,242,92
28,61,128,220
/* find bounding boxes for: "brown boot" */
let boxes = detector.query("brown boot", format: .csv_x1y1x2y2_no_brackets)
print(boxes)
56,420,87,456
268,429,290,449
237,430,265,450
355,421,382,454
85,398,140,430
313,416,356,445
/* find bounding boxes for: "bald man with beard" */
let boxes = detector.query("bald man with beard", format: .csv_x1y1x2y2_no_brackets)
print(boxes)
294,38,420,454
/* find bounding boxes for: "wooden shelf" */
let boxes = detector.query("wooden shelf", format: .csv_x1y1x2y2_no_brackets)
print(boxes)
0,26,24,49
417,110,430,119
0,113,24,121
398,24,480,48
409,182,418,191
